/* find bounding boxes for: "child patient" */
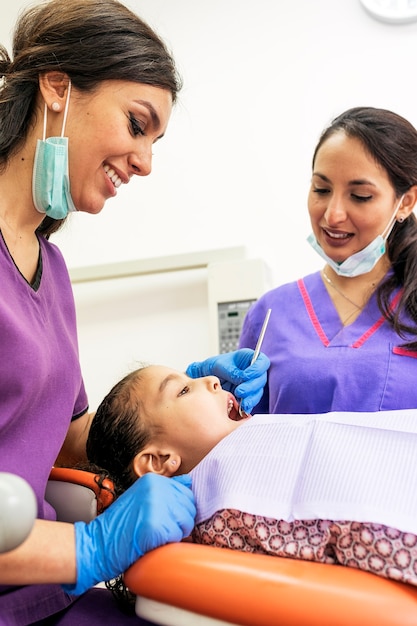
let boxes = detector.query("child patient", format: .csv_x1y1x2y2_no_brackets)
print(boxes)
87,364,417,589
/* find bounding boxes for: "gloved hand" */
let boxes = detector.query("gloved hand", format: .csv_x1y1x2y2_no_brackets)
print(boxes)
62,473,196,596
186,349,270,414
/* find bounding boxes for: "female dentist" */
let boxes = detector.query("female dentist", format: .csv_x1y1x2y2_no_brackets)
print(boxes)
239,106,417,415
0,1,269,623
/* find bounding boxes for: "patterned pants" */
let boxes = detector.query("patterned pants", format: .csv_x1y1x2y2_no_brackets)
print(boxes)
192,510,417,585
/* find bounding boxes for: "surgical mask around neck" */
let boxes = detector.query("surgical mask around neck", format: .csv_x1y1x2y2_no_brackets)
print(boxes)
307,195,404,278
32,81,77,220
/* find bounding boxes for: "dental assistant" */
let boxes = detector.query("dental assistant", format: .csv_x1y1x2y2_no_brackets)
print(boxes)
239,107,417,414
0,1,269,624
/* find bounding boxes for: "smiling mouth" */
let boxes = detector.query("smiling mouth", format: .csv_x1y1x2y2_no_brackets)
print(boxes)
323,228,353,241
103,164,122,188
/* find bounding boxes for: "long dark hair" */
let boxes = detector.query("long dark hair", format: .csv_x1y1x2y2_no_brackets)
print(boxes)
314,107,417,349
0,0,182,236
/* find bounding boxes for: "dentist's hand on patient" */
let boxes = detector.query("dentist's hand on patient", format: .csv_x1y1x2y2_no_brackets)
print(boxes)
186,349,270,415
62,473,196,595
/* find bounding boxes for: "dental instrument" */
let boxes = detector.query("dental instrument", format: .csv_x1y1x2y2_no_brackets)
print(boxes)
239,307,271,417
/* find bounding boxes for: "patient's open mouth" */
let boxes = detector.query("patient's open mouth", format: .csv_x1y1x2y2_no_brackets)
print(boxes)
227,395,240,421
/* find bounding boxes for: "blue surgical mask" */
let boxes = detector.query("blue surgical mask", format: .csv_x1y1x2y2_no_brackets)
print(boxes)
32,81,76,220
307,195,404,278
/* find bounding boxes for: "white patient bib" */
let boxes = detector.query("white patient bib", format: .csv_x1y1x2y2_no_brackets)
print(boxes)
190,410,417,535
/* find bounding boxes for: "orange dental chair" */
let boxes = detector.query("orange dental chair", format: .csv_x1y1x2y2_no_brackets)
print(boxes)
47,467,417,626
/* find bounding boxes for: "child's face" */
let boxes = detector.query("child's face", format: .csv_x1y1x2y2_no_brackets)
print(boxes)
139,365,249,473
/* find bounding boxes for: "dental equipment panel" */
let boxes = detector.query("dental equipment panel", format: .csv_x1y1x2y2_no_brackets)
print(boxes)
217,300,255,353
208,258,272,354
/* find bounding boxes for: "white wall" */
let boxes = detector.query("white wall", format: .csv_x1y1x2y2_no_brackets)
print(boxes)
2,0,417,407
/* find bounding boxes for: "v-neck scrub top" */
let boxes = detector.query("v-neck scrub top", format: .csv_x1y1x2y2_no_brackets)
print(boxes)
0,232,182,625
0,232,89,623
239,271,417,414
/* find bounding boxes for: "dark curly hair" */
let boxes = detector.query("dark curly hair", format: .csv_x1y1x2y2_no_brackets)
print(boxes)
86,365,156,613
87,366,157,497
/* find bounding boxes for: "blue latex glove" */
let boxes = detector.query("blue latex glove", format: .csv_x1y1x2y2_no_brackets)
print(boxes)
186,349,270,414
62,473,196,595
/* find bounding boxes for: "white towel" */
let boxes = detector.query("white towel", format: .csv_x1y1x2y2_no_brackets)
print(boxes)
190,410,417,534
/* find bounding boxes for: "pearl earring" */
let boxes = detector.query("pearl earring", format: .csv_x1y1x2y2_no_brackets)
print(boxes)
51,102,61,112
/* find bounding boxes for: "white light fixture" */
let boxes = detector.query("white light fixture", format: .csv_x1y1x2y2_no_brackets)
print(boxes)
359,0,417,24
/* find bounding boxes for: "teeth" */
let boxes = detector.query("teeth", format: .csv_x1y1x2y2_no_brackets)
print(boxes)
227,399,233,416
326,230,349,239
103,164,122,188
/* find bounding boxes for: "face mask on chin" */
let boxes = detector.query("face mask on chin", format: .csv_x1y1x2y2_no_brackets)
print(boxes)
307,195,405,278
32,80,77,220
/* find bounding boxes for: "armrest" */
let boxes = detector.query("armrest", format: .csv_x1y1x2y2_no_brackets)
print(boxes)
46,467,114,523
124,542,417,626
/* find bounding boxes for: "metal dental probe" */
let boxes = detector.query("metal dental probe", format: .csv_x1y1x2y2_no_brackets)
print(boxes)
238,307,272,417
